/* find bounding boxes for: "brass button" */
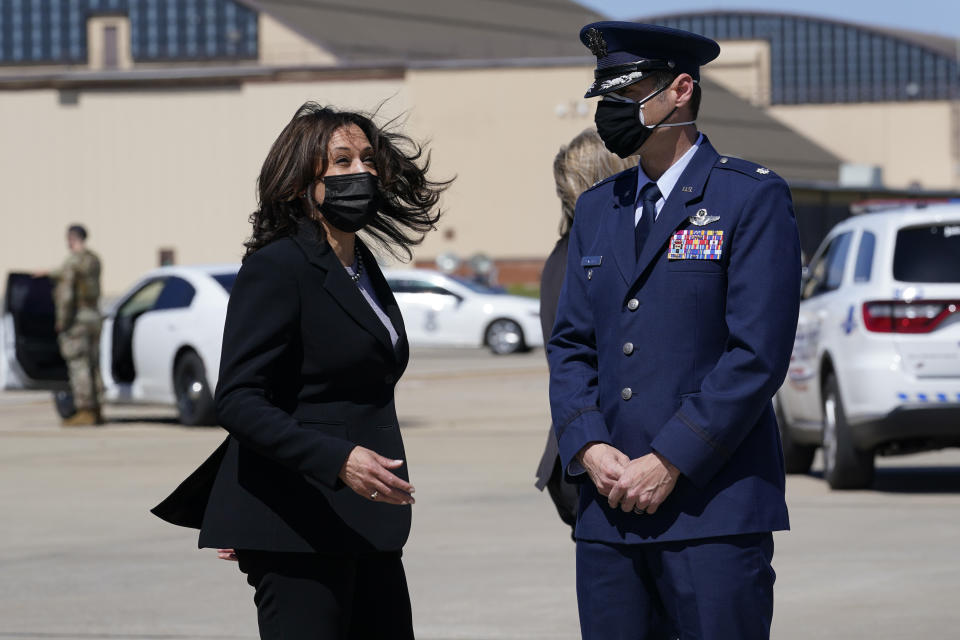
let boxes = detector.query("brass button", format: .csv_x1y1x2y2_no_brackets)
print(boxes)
623,342,634,355
627,298,640,311
621,387,633,401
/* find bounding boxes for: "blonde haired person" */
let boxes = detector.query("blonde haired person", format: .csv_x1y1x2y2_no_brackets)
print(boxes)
535,129,636,536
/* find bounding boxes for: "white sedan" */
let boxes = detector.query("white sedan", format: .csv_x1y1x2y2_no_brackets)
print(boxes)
2,264,238,425
383,268,542,354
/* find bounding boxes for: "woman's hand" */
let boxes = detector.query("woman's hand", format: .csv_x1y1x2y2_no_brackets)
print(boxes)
217,549,237,562
338,446,415,505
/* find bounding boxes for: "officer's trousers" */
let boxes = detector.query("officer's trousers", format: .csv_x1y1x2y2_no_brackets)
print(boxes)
576,533,775,640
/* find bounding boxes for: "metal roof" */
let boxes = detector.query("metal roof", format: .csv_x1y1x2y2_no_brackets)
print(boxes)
238,0,604,62
639,10,960,61
697,77,841,183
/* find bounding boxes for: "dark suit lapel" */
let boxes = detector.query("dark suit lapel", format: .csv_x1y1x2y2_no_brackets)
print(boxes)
291,222,396,358
634,137,720,279
607,167,640,286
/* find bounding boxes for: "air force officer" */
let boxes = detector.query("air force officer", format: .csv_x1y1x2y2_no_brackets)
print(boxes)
548,22,802,640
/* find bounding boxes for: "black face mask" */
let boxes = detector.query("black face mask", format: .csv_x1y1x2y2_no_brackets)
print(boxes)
593,83,693,158
316,172,381,233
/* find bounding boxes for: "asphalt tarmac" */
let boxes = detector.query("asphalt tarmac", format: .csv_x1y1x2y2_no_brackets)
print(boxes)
1,347,959,639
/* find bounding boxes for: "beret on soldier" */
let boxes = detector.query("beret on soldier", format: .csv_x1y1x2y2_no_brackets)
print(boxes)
580,21,721,98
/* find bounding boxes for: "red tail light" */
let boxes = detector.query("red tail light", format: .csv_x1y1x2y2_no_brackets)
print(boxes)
862,300,960,333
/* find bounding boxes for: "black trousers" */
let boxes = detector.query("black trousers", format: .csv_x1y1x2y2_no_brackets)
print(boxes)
237,550,414,640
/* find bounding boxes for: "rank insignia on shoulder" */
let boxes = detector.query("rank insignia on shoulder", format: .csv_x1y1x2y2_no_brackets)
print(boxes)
756,167,770,174
669,230,724,260
688,208,719,226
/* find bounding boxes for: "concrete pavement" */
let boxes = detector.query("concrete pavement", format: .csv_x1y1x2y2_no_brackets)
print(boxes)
1,348,959,639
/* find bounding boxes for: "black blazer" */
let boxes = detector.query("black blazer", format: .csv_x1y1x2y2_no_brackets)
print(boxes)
534,235,568,489
152,221,411,553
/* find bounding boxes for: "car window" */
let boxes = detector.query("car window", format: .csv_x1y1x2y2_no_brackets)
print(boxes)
153,277,196,311
893,223,960,283
213,273,237,294
802,232,852,299
853,231,876,283
117,279,165,318
450,276,502,294
389,279,454,296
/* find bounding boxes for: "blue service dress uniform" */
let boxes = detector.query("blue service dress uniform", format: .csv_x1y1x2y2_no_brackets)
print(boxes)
548,135,801,638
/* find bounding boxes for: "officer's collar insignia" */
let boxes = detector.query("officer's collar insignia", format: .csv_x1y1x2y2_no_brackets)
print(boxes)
585,28,608,58
689,208,719,226
681,186,694,192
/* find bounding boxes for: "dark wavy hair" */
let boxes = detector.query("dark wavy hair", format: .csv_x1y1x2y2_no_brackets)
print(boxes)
245,102,451,260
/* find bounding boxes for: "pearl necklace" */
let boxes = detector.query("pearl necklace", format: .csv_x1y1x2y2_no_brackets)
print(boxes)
347,244,363,283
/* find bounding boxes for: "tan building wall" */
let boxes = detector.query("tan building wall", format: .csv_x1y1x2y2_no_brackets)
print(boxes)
0,78,408,296
703,37,960,191
258,13,338,66
767,101,960,190
704,40,770,107
0,64,600,296
404,65,596,263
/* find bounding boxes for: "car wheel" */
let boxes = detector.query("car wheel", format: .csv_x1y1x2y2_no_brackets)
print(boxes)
485,319,525,355
775,397,815,474
174,350,216,426
821,374,874,490
52,390,76,419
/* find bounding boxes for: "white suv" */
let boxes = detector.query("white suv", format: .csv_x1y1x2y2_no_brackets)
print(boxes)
776,204,960,489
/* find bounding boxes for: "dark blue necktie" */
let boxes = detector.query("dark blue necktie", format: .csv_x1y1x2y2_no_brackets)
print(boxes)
635,182,662,260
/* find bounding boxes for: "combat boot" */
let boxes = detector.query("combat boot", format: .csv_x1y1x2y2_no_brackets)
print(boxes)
62,409,98,427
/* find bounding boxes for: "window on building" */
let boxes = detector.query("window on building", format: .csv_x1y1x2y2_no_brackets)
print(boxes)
103,25,119,69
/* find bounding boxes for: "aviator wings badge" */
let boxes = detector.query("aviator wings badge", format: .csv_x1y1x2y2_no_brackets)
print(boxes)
689,208,720,226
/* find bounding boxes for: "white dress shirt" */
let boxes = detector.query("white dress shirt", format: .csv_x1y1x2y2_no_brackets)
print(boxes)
635,133,704,226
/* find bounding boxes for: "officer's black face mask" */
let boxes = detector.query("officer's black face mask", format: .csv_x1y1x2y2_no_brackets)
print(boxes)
593,82,694,158
316,172,381,233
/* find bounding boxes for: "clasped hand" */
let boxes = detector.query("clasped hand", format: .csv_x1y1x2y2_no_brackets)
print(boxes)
577,443,680,514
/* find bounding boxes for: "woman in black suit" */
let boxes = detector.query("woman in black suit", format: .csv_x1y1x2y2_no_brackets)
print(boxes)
152,102,449,639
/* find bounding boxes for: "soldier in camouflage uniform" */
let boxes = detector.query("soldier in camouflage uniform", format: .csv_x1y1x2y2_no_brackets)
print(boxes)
50,225,103,426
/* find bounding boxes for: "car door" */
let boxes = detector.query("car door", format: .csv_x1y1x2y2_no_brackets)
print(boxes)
785,231,854,423
1,273,69,390
130,276,198,402
389,279,464,346
109,278,166,397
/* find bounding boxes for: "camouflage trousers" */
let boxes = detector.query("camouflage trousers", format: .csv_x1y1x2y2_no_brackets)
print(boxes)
57,320,103,411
